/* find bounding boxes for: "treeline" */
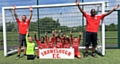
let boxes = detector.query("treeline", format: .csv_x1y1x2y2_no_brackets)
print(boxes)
0,17,118,32
105,23,118,31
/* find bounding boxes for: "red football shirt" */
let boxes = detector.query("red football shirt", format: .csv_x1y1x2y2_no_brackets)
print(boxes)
56,42,63,48
35,38,47,56
72,38,81,52
46,37,55,48
35,38,47,49
61,37,65,46
84,12,105,33
17,18,30,34
63,43,70,48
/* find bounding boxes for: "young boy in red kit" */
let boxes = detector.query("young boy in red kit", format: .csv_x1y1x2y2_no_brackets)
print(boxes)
63,37,70,48
57,30,66,47
55,36,63,48
34,32,47,58
45,31,55,48
70,31,82,58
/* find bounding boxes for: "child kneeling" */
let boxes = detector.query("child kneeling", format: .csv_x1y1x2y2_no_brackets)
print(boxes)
26,32,35,60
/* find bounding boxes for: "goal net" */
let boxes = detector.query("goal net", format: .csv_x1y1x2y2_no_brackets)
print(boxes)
2,1,105,56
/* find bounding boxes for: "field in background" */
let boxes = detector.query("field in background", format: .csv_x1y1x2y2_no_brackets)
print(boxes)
0,31,118,47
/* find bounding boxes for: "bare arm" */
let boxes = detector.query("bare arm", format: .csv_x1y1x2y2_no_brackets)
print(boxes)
70,31,72,39
34,32,39,42
52,30,55,36
104,5,119,16
45,32,49,44
79,32,82,39
76,0,85,14
13,5,18,20
58,30,61,37
70,31,73,44
26,31,29,44
29,6,33,20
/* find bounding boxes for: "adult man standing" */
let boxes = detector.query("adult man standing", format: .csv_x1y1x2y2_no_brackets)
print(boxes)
13,5,32,59
76,0,119,58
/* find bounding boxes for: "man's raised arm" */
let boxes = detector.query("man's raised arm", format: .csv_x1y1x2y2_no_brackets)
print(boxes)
29,6,33,20
104,5,119,16
13,5,18,20
76,0,85,14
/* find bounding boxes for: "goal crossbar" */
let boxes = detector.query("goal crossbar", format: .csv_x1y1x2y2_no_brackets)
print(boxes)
2,1,105,56
2,1,105,9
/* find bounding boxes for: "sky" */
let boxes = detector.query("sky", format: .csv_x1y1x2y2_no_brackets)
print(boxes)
0,0,120,27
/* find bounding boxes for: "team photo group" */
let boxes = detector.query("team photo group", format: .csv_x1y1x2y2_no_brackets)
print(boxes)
13,0,119,60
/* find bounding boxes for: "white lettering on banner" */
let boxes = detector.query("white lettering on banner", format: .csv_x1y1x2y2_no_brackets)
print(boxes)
39,48,74,59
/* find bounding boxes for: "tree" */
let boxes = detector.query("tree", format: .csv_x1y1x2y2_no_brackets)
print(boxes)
6,22,17,32
29,22,38,31
0,25,2,32
37,17,61,33
105,23,118,31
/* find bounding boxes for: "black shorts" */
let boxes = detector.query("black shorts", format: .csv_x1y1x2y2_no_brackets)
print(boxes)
27,55,35,60
18,34,26,47
85,31,97,47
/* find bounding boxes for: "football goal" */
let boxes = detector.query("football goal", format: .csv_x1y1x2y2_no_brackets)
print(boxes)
2,1,106,56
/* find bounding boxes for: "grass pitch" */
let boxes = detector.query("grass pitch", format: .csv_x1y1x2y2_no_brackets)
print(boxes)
0,49,120,64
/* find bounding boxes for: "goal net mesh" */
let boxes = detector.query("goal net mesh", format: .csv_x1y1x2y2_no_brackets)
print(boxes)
3,2,104,56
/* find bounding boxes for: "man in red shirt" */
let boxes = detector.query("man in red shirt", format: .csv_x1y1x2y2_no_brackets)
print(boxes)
13,5,32,59
76,0,119,58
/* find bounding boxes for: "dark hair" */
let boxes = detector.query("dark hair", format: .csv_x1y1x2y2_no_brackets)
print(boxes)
22,15,27,18
74,37,77,38
65,37,69,41
56,36,60,39
91,9,96,12
41,36,45,43
41,36,45,39
90,9,96,14
28,34,31,37
62,33,65,36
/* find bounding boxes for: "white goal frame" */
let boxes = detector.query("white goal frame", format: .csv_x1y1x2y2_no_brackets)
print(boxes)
2,1,105,56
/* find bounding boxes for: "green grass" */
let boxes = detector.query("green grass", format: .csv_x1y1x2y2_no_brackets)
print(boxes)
105,31,118,45
0,49,120,64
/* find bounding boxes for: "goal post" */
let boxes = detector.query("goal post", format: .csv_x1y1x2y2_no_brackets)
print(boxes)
2,1,106,56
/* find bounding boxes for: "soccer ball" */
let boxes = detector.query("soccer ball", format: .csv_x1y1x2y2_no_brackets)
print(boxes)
97,45,102,49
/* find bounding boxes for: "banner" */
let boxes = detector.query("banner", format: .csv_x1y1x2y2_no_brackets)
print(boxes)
39,48,74,59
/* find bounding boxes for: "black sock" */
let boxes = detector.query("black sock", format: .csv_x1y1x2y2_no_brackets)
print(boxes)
17,55,20,57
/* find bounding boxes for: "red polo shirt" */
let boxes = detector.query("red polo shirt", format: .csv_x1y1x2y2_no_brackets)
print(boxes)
84,12,105,33
56,42,63,48
46,37,55,48
63,43,70,48
17,18,30,34
72,38,81,53
35,38,47,49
